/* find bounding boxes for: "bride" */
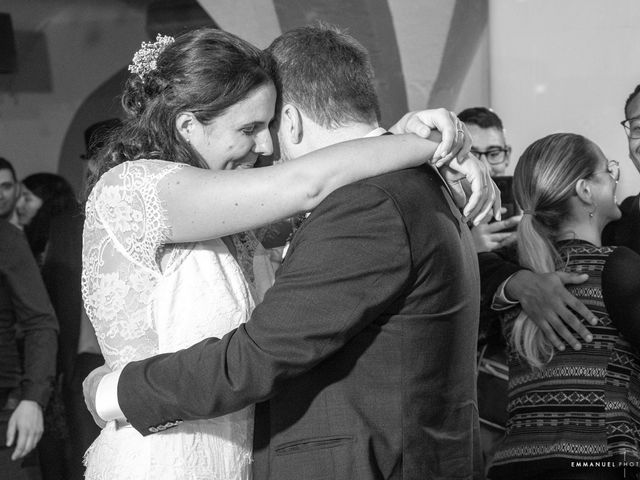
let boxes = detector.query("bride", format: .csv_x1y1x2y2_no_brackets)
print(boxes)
81,28,483,479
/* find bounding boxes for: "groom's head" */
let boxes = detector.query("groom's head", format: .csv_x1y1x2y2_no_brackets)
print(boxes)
267,24,381,161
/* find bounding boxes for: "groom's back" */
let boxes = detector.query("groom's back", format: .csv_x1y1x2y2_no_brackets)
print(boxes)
252,165,481,480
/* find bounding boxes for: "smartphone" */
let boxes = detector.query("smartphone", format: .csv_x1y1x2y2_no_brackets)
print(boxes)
492,176,518,231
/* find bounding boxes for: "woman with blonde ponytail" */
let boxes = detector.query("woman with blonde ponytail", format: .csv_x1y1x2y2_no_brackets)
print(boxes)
489,133,640,480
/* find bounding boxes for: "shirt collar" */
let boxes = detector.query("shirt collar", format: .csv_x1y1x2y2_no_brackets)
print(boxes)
365,127,387,138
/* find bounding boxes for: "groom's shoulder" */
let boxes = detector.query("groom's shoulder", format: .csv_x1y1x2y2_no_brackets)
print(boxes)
325,166,429,202
310,166,443,217
314,166,441,207
359,165,443,199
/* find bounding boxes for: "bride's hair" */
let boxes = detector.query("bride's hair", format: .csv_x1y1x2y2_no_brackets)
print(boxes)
509,133,601,368
87,28,275,194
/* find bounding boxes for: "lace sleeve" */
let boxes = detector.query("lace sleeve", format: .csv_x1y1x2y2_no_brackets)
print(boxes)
93,160,183,272
83,160,185,369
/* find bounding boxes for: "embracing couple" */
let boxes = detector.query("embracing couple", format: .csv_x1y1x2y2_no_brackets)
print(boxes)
82,24,498,480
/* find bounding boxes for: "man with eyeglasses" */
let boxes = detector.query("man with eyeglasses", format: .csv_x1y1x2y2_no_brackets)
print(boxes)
459,108,520,253
459,107,511,177
603,84,640,254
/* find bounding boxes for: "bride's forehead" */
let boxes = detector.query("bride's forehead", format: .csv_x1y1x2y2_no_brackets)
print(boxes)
216,84,276,124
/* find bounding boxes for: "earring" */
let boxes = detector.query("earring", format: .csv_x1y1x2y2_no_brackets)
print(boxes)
588,204,597,220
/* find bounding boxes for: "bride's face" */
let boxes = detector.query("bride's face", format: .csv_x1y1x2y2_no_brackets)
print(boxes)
190,82,276,171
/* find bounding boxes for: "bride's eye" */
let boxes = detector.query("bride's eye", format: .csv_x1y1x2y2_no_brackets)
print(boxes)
241,125,256,136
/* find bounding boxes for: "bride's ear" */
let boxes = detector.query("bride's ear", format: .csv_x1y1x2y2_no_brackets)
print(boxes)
175,112,196,143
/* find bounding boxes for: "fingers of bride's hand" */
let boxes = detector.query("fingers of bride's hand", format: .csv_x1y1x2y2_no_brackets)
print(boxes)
467,183,495,225
490,181,502,221
403,115,433,139
458,122,473,161
462,180,482,220
449,181,467,209
433,109,458,162
446,111,466,160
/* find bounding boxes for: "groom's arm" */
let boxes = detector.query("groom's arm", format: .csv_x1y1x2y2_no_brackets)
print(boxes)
111,182,411,435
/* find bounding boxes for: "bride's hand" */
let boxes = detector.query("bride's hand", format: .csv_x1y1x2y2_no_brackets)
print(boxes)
388,108,472,166
440,154,501,225
83,364,113,429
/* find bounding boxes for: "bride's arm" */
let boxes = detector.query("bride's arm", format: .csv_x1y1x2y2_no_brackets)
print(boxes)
160,134,437,243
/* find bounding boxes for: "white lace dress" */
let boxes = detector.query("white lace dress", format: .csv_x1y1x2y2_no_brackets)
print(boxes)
82,160,257,480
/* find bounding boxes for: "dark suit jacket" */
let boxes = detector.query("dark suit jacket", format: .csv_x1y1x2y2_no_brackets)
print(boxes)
119,166,482,479
603,193,640,254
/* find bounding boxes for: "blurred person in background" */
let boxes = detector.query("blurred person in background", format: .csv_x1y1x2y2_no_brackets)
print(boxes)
458,107,519,470
459,107,520,253
0,161,59,480
480,82,640,368
460,107,512,178
603,83,640,253
17,170,104,480
0,157,21,227
489,133,640,480
16,173,78,266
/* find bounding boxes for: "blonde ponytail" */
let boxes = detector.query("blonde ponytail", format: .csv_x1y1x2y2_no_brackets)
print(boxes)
508,133,600,369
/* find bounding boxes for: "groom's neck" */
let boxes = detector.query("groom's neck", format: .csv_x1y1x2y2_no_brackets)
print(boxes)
305,121,380,153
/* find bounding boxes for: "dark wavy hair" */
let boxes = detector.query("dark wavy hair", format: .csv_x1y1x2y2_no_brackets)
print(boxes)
87,28,276,194
22,173,79,258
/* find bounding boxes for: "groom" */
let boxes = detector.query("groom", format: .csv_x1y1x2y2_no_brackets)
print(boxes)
87,25,484,479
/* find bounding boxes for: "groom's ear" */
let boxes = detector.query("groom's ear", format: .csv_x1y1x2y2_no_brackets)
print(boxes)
175,112,196,143
281,104,303,145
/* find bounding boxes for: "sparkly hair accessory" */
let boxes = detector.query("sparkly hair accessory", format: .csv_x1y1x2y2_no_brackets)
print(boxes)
128,34,175,78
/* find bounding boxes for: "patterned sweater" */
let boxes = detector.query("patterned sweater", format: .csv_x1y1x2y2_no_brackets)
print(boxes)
489,241,640,479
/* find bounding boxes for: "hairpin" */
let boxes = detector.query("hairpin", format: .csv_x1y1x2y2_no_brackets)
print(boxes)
128,34,175,79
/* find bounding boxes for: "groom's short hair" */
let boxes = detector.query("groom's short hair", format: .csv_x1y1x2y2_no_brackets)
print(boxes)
267,23,380,129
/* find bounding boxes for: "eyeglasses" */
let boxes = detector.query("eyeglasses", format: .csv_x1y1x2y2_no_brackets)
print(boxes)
620,116,640,139
589,160,620,182
470,146,512,165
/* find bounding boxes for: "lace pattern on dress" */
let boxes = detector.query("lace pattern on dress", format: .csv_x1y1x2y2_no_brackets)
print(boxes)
82,160,256,480
232,231,259,285
82,160,183,369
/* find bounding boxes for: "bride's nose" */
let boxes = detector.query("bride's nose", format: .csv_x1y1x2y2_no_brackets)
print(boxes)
253,129,274,156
